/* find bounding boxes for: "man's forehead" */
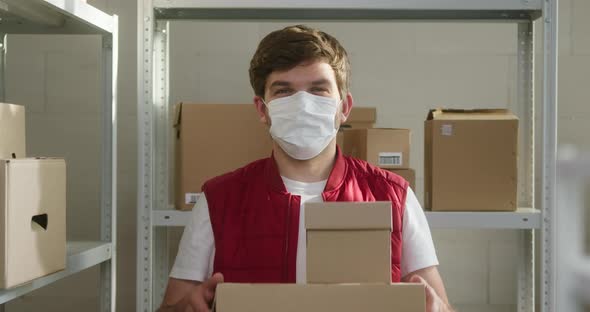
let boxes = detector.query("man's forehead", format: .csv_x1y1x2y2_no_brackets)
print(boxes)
266,61,337,87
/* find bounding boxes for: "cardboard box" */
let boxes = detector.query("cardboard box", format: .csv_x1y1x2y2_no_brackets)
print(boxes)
388,168,416,190
306,202,392,284
342,107,376,129
214,283,425,312
174,103,273,210
0,158,66,288
424,109,518,211
338,107,377,151
0,103,26,159
342,128,410,169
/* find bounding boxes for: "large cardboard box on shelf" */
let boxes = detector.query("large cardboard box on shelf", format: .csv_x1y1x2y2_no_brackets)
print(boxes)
424,109,518,211
388,168,416,190
342,128,410,169
174,103,273,210
306,201,392,284
337,107,376,150
0,158,66,289
0,103,26,159
214,283,425,312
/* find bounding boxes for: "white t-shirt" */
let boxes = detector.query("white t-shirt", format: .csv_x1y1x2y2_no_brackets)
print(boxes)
170,177,438,283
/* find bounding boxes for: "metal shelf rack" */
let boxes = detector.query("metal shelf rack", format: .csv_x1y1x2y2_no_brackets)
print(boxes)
137,1,558,311
0,1,118,311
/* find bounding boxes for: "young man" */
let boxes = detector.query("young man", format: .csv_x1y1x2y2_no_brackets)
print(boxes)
160,25,454,312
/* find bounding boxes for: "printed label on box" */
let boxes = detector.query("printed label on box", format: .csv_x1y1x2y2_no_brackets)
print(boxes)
378,152,402,166
185,193,199,205
441,124,453,136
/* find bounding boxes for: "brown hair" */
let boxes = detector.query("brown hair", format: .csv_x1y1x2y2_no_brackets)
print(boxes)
249,25,351,99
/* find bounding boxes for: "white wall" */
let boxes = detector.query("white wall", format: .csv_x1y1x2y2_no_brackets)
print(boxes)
4,0,590,311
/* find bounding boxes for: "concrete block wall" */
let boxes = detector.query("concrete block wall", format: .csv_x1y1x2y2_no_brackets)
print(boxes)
4,0,590,311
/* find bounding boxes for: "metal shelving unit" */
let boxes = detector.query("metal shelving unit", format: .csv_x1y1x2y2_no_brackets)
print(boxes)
137,1,558,311
0,1,118,311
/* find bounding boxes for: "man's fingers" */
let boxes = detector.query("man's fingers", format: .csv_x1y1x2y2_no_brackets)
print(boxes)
203,273,224,290
408,274,427,285
203,273,224,302
424,283,438,312
407,275,438,312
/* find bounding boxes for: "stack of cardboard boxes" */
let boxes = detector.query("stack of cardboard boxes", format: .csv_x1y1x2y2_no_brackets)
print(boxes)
214,202,425,311
340,111,415,190
0,103,66,289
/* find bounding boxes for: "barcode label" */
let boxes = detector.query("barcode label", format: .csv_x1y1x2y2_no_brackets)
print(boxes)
379,152,402,166
185,193,199,204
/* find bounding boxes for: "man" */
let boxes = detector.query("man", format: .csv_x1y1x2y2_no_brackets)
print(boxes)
159,25,454,312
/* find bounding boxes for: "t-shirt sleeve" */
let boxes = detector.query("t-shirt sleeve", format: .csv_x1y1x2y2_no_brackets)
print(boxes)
401,187,439,277
169,193,215,282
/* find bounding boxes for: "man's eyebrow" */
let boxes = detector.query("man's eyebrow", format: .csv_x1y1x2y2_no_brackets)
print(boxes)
269,80,291,88
311,79,331,86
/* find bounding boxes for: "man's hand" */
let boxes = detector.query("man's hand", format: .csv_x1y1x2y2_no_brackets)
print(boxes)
159,273,224,312
408,275,455,312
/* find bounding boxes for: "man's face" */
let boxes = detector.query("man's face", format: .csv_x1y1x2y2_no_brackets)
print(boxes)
254,60,351,126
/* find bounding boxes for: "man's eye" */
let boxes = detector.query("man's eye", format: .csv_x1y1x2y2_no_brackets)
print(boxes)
274,89,292,95
311,87,329,94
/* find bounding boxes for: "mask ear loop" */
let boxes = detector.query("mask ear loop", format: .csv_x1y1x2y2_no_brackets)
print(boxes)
336,99,347,130
260,98,272,126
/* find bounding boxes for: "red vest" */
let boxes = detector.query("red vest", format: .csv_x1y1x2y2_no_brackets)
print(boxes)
202,147,408,283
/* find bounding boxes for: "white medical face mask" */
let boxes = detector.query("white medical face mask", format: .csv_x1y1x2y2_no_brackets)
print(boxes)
265,91,340,160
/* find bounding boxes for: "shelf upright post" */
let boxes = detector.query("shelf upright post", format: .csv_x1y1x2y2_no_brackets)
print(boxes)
516,19,536,312
540,0,559,311
100,15,119,312
153,19,171,307
137,0,156,311
0,34,5,102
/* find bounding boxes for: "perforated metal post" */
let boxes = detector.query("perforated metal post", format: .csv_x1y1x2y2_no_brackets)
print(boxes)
100,15,119,312
516,20,536,312
540,0,559,311
0,34,6,102
137,0,155,311
153,20,171,307
0,31,5,312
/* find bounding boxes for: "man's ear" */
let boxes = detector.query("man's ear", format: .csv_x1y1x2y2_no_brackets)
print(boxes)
253,95,270,125
339,92,354,124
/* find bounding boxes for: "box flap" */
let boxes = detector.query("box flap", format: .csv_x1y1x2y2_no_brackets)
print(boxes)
305,202,392,230
215,283,425,312
427,108,517,120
